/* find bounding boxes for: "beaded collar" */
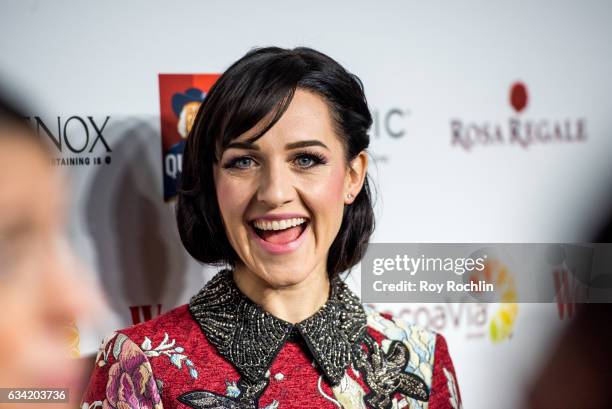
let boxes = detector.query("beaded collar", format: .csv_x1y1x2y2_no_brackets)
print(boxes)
188,268,367,386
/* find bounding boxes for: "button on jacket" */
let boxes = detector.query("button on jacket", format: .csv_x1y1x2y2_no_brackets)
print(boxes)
81,269,462,409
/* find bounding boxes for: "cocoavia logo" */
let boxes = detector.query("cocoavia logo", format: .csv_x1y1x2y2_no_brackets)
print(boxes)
468,258,518,343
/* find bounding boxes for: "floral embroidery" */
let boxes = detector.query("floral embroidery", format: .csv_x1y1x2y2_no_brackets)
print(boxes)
105,333,162,409
352,333,429,409
328,373,367,409
140,332,198,379
444,367,462,409
81,401,103,409
178,391,242,408
225,380,240,398
94,331,117,367
365,305,436,409
179,377,269,409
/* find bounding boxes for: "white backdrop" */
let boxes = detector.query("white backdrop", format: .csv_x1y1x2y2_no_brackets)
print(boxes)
2,1,612,408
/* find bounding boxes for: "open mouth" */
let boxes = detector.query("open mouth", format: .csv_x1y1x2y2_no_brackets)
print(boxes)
251,217,309,245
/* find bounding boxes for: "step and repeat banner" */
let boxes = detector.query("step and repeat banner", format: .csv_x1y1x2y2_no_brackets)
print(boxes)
2,1,612,408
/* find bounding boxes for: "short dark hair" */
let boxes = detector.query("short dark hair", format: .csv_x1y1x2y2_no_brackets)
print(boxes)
0,89,46,151
176,46,375,278
0,91,30,132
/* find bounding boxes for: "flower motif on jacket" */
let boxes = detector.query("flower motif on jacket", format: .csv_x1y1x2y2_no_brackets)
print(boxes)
104,333,163,409
140,332,198,379
327,372,367,409
351,333,429,409
179,377,272,409
94,331,117,368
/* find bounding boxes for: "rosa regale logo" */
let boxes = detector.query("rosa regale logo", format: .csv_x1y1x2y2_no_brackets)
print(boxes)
451,81,586,150
510,82,528,113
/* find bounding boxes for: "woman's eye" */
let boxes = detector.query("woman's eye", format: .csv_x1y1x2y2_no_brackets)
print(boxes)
229,157,254,169
296,155,315,168
294,153,325,168
224,153,325,170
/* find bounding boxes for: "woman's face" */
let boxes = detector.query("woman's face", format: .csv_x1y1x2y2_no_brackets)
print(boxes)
214,89,366,287
0,133,99,388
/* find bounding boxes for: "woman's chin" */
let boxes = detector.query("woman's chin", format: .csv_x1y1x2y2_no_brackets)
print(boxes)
257,267,312,288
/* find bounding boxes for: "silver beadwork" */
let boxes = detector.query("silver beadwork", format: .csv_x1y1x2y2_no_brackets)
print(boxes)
188,269,367,386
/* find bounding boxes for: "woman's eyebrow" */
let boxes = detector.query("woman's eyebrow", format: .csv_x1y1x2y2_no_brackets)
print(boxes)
285,140,329,150
225,140,330,151
226,141,260,150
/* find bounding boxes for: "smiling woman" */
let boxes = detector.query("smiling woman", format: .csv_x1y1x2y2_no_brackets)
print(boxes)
178,47,374,289
209,88,370,320
81,47,462,409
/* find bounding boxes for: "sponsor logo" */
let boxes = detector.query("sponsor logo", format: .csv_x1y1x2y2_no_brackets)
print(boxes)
451,82,587,150
386,257,518,343
129,304,162,325
370,107,411,164
159,74,220,200
553,268,582,319
391,303,489,340
469,258,518,343
27,115,113,166
546,244,593,320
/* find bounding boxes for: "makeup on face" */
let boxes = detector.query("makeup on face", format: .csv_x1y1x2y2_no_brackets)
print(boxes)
214,89,349,286
248,213,310,254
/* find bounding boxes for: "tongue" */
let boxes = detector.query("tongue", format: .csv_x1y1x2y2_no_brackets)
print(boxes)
259,225,304,244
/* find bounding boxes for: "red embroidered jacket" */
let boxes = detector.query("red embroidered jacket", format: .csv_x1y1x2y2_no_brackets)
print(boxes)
81,269,462,409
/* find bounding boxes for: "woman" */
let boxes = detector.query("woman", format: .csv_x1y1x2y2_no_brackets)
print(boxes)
0,93,100,406
81,47,462,409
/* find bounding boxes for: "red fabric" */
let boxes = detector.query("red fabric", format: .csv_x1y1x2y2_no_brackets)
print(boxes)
429,334,462,409
81,304,462,409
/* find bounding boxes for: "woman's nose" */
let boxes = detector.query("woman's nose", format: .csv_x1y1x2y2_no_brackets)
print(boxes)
256,161,295,208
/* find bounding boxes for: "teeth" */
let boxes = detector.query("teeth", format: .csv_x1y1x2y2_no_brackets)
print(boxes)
253,217,307,231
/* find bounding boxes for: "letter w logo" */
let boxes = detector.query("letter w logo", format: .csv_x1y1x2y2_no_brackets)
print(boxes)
553,268,584,320
129,304,162,324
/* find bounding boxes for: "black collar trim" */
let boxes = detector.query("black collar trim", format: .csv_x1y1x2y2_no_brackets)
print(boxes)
188,269,367,386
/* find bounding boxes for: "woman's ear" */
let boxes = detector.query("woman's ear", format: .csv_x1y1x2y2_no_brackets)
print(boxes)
344,151,368,204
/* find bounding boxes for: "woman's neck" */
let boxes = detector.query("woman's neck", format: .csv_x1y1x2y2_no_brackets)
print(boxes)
231,263,331,324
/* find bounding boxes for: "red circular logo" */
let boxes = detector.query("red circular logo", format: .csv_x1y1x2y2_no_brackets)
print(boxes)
510,82,528,113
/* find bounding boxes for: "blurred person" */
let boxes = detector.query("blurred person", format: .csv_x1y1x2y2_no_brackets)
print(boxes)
526,213,612,408
0,93,98,408
527,303,612,409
